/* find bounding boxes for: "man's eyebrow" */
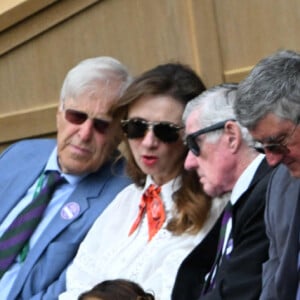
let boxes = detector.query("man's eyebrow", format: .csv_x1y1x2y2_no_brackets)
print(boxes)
258,133,286,144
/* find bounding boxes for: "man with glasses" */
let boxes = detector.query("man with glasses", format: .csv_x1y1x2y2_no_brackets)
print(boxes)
173,83,274,299
235,49,300,300
0,57,132,299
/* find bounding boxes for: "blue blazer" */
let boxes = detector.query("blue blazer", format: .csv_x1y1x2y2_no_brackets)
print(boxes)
0,139,131,300
260,164,300,300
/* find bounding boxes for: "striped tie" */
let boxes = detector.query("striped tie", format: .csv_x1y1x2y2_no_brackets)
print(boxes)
0,171,65,278
217,202,233,253
201,202,233,295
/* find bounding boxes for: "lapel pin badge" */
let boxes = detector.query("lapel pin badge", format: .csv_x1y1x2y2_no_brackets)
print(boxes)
60,202,80,220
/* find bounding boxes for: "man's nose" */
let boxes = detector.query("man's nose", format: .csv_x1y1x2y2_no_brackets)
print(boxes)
184,150,198,170
264,150,284,167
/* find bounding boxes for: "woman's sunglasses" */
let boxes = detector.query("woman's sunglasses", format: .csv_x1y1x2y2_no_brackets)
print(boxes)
121,118,184,143
64,108,111,134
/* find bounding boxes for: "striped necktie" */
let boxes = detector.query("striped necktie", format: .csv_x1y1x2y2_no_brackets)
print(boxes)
201,202,233,295
0,171,65,278
217,202,233,254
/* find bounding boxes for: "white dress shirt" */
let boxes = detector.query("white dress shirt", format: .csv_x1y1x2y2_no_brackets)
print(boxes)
222,154,265,256
60,175,229,300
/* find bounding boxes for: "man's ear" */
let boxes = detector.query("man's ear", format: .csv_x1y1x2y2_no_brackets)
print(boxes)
224,120,241,153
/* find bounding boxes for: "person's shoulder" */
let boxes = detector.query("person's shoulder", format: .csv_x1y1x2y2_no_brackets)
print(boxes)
1,138,56,158
266,164,299,222
114,182,139,199
21,138,56,148
105,183,140,207
268,164,300,201
95,182,139,220
272,163,292,180
5,138,55,151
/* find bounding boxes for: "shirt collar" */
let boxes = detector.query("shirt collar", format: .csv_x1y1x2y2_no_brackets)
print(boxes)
231,153,265,205
45,147,87,185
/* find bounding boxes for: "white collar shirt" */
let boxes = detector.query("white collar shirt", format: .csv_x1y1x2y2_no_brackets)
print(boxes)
222,154,265,255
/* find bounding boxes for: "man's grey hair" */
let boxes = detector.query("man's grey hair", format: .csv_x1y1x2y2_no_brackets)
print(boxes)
59,56,132,108
183,83,254,145
235,49,300,129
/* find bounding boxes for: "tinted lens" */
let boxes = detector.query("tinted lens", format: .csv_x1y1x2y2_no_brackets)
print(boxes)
122,119,148,138
65,109,87,125
186,135,200,156
93,119,110,134
254,146,265,154
122,119,181,143
65,109,110,134
153,123,180,143
264,144,286,154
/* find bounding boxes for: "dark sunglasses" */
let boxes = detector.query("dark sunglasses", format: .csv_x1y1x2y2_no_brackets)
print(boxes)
185,119,235,156
253,143,287,155
64,109,110,134
253,122,299,155
121,118,184,143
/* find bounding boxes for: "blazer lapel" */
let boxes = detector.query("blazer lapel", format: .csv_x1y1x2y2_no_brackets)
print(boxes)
12,163,113,295
0,141,54,222
248,158,271,187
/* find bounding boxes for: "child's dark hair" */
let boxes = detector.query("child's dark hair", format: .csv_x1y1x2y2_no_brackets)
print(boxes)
78,279,155,300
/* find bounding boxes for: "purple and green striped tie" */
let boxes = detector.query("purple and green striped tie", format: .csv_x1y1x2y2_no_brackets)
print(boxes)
0,171,65,278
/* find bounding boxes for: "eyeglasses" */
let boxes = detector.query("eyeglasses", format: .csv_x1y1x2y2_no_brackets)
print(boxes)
64,108,111,134
121,118,184,143
185,119,235,156
253,122,298,154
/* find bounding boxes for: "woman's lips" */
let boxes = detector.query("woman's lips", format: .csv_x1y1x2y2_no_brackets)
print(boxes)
142,155,158,166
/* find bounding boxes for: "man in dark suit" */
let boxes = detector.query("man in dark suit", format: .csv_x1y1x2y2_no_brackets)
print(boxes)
235,49,300,300
0,56,132,299
172,83,274,299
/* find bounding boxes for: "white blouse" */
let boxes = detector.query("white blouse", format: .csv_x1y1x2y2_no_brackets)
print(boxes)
59,176,229,300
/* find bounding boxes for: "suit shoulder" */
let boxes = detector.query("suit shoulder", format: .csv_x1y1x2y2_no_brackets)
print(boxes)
1,138,56,155
268,164,299,195
0,138,56,169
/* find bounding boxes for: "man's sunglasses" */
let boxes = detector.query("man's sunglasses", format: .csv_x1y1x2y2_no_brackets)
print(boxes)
185,119,235,156
121,118,184,143
64,108,111,134
253,121,299,155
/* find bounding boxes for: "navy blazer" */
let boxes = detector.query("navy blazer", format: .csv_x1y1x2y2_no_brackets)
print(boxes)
0,139,131,300
260,164,300,300
172,159,274,300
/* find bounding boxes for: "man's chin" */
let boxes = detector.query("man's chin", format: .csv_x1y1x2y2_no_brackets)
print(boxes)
202,186,216,198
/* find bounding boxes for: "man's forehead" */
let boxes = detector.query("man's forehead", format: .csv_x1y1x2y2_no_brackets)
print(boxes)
185,110,202,129
250,114,292,140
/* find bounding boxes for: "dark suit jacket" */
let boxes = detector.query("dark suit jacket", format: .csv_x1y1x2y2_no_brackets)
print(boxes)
260,164,300,300
172,216,222,300
172,158,273,300
0,139,131,300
